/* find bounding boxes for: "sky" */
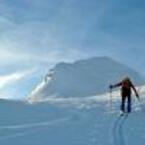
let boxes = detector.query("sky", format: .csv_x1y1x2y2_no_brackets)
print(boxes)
0,0,145,99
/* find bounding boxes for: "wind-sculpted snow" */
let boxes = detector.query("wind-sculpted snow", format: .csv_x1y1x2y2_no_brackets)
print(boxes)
0,117,70,141
28,85,145,109
29,57,145,101
0,117,70,130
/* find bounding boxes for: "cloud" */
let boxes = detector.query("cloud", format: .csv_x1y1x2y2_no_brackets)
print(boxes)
0,46,90,69
0,69,35,89
0,0,120,69
0,0,145,75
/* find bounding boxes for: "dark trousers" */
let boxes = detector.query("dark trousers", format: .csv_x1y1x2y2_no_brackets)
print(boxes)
121,95,131,113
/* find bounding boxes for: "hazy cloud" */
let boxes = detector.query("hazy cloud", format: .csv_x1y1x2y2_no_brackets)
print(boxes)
0,69,35,89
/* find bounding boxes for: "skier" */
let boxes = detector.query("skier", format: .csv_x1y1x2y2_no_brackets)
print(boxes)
109,77,140,114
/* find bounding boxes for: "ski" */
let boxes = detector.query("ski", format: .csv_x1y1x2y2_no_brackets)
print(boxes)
120,112,129,117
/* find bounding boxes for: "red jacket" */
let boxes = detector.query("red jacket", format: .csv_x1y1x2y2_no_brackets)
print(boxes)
112,78,139,97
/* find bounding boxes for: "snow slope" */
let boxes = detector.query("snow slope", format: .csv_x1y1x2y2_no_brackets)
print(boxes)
1,87,145,145
29,57,145,102
1,57,145,145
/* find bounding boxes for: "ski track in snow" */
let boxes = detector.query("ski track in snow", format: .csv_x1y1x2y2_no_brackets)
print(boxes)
112,114,129,145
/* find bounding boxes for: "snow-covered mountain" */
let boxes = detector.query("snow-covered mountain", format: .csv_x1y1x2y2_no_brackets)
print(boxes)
1,61,145,144
29,57,145,102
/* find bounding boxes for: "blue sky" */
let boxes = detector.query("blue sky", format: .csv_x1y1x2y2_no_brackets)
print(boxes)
0,0,145,99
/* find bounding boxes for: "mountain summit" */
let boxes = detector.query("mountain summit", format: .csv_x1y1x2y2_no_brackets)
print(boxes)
29,57,145,101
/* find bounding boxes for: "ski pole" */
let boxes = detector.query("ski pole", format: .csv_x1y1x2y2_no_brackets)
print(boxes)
109,87,113,110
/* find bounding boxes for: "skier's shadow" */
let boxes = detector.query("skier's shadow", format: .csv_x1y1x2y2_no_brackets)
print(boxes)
112,115,128,145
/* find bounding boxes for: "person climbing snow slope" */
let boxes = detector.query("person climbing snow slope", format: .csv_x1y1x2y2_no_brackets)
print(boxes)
110,77,140,114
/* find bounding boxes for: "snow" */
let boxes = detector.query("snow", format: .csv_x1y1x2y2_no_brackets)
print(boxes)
0,87,145,145
1,57,145,144
29,57,145,102
28,85,145,107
